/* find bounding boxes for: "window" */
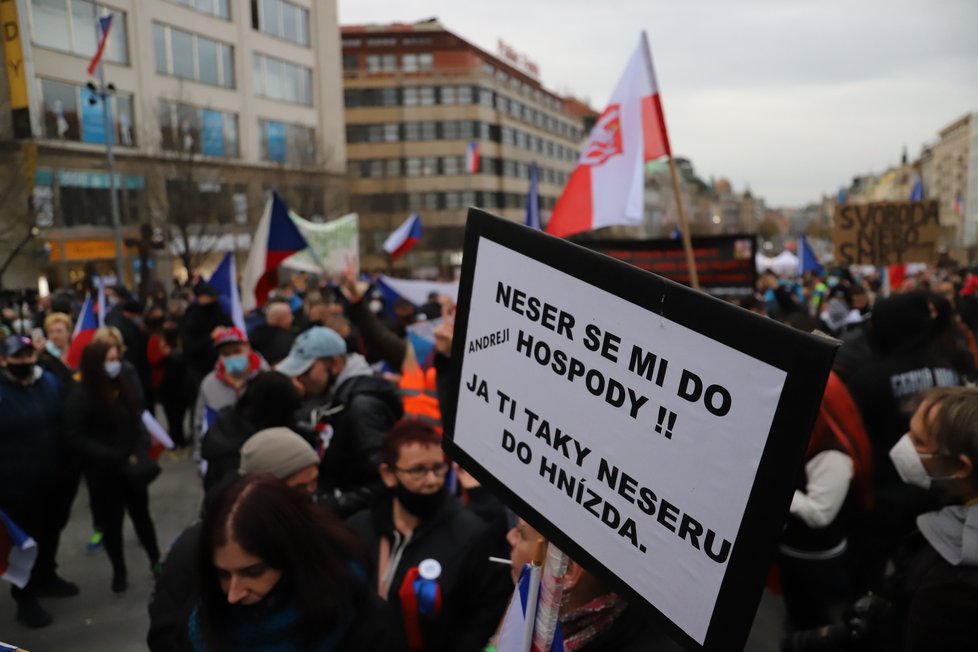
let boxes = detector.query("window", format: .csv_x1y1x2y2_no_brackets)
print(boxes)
172,0,230,19
418,87,435,105
421,157,437,177
159,101,238,157
154,24,234,88
403,122,420,140
441,121,459,140
343,54,358,71
458,86,474,104
419,122,436,140
445,192,461,210
405,157,421,177
440,86,457,105
383,123,399,142
403,87,418,106
31,0,129,65
459,121,475,140
254,54,312,104
366,160,384,178
385,159,401,176
402,54,418,73
417,53,433,71
478,88,494,107
39,77,134,146
259,119,316,164
252,0,309,47
442,156,460,175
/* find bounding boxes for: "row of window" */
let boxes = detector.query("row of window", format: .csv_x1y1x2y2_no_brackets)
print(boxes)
348,156,570,186
32,0,129,64
344,85,582,141
38,78,316,165
360,52,434,74
346,121,580,162
352,191,556,214
153,23,235,89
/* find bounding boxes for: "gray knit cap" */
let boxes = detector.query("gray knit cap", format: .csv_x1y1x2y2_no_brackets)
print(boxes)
239,427,319,480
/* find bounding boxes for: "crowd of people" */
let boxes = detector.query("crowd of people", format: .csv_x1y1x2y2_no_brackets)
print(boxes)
2,257,978,651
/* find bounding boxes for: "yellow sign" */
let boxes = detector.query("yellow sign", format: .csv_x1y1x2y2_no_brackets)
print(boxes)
48,239,136,262
1,0,29,109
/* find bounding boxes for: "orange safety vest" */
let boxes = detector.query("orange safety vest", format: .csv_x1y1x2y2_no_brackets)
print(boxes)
399,365,442,435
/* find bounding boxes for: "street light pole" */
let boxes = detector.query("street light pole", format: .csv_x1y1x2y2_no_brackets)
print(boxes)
90,65,125,285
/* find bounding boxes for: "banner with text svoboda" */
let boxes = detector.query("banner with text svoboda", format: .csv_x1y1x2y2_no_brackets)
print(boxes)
444,210,837,652
282,213,359,275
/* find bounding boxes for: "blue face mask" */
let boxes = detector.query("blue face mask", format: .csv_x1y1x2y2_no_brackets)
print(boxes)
222,354,249,375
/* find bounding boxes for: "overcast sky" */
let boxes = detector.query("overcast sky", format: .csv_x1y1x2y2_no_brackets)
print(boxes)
339,0,978,207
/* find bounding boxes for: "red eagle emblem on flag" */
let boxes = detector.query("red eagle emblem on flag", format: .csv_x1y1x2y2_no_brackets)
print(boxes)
580,104,624,166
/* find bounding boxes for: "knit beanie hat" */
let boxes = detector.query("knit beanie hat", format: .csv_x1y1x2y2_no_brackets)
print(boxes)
239,427,319,480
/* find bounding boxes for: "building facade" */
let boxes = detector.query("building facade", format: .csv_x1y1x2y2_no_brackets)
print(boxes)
931,113,978,249
340,20,593,273
0,0,346,290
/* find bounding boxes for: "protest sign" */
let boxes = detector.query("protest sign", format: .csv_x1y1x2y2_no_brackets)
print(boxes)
833,200,940,265
587,234,757,298
444,209,838,651
282,213,359,275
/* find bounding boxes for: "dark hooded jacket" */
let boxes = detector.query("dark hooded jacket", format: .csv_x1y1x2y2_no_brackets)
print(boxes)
305,354,403,516
182,301,231,381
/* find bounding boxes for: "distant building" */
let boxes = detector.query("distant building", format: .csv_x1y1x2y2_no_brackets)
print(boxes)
0,0,346,289
340,19,594,272
931,113,978,248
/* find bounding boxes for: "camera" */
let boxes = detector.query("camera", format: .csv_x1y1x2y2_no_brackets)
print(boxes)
781,592,892,652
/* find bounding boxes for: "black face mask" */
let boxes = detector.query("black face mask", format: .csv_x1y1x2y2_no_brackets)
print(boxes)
393,483,445,521
5,363,34,380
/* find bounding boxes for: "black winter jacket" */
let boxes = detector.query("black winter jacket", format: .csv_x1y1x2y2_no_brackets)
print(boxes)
348,493,511,652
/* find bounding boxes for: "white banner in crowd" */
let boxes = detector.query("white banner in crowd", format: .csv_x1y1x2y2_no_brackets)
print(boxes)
445,210,837,651
282,213,360,276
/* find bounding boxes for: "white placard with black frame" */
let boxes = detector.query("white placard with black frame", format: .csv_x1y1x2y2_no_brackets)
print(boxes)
443,209,838,652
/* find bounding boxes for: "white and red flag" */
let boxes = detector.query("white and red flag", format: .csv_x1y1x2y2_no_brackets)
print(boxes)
546,32,671,237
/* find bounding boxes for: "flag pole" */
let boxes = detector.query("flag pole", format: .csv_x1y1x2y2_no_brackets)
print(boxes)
640,31,700,290
666,159,700,289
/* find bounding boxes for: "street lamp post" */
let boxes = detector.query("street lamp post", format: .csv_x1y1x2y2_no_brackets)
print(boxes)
86,70,125,285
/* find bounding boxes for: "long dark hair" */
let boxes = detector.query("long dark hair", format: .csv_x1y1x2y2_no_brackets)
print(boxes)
79,340,137,413
196,475,367,651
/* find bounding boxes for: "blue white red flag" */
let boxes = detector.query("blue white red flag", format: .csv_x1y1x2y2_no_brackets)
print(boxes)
0,510,38,589
208,251,246,332
65,292,99,369
525,162,541,230
241,191,311,310
495,563,564,652
87,14,114,75
465,141,480,173
383,214,423,260
954,193,963,216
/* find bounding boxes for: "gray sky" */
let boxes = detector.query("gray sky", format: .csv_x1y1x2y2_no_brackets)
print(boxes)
339,0,978,207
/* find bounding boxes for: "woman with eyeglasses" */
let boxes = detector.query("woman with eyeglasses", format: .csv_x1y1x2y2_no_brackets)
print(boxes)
348,419,512,652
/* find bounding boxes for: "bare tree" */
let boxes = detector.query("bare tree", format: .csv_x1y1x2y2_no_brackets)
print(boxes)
0,148,43,290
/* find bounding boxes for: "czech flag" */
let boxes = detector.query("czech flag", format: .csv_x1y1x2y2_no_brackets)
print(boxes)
208,251,246,332
546,32,670,237
383,214,423,260
495,563,564,652
65,290,102,369
241,191,311,310
0,510,38,590
465,141,480,173
87,14,114,76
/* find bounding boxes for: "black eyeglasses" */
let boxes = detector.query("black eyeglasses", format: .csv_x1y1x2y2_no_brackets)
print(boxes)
394,463,450,479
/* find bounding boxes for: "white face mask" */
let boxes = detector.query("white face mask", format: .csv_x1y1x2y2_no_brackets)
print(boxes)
888,433,957,490
104,360,122,379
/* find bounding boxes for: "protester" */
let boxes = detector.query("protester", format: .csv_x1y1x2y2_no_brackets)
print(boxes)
895,387,978,650
107,295,152,399
277,326,403,515
502,518,683,651
189,475,403,652
348,420,510,651
148,427,322,652
778,371,873,632
193,326,267,453
248,299,296,366
39,311,74,387
65,340,161,593
0,334,77,628
149,317,196,451
200,371,304,492
182,284,232,383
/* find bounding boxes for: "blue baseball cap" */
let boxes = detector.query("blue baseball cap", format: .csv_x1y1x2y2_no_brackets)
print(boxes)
2,334,33,357
276,327,347,377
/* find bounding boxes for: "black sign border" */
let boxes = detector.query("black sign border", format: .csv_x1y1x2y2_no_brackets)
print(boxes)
443,209,838,652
